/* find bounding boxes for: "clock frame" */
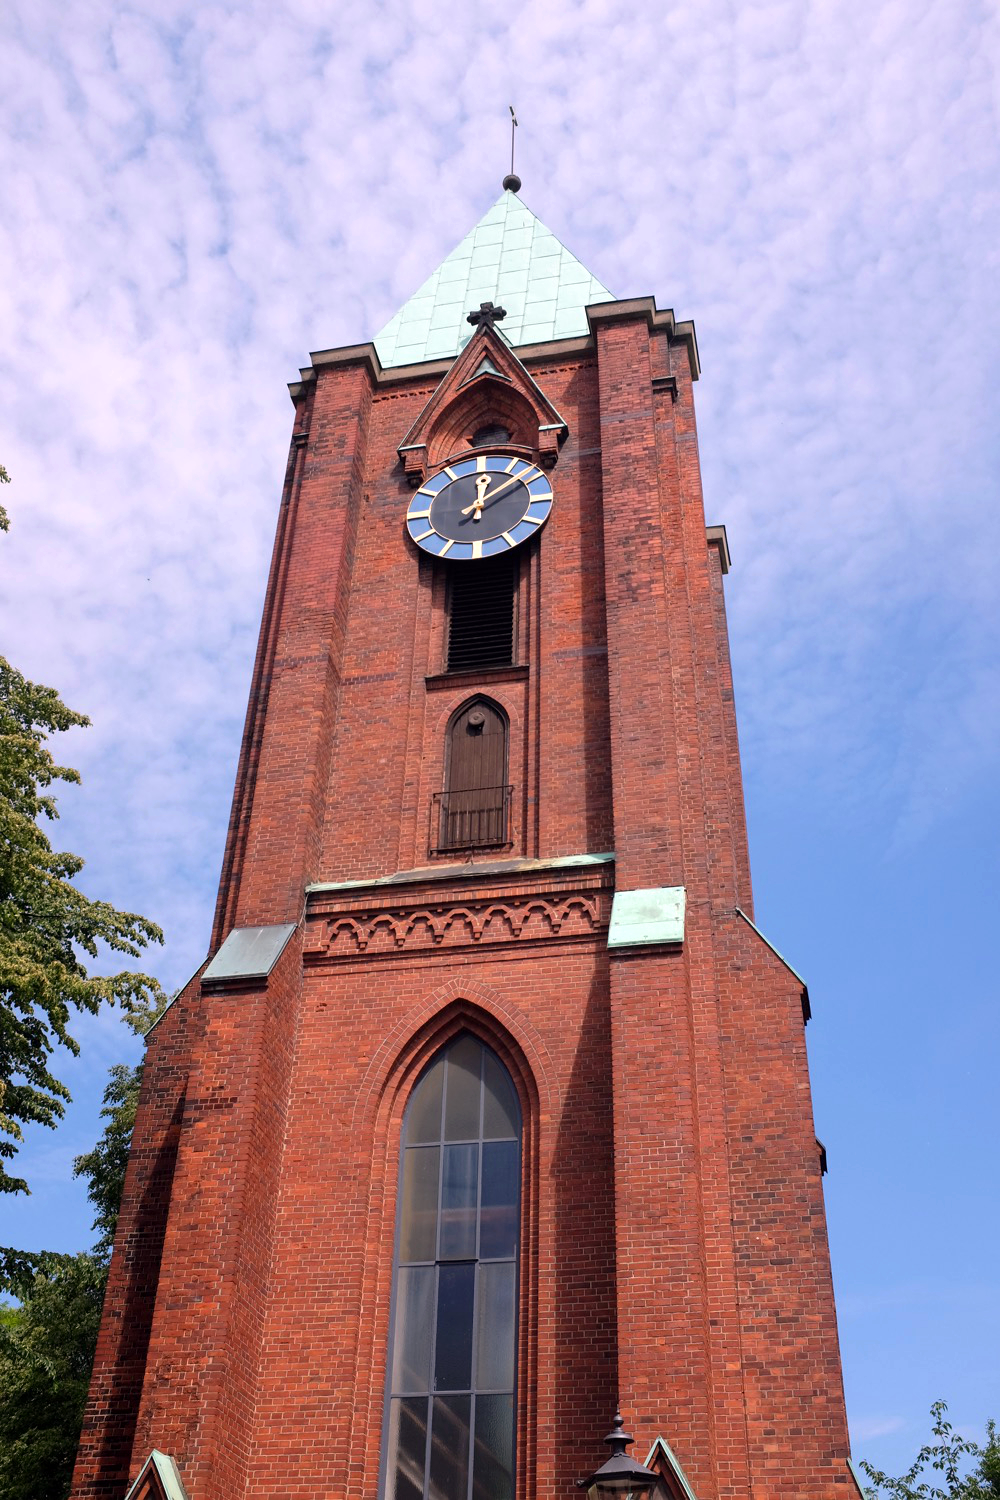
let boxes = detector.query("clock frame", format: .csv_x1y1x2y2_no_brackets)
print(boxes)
405,454,553,561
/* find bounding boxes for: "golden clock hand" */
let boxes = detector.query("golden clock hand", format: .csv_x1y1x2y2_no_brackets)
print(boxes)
465,472,492,522
467,480,491,528
460,473,494,516
460,472,523,515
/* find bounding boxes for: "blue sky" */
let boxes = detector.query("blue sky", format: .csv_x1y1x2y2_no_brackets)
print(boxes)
1,0,998,1479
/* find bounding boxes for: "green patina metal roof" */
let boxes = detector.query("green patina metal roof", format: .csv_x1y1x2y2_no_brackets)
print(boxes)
608,886,686,948
374,191,616,369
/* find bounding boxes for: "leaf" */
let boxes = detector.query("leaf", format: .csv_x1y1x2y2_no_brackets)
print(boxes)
0,655,164,1195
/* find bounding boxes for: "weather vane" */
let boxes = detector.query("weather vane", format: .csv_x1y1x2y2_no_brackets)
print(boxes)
503,105,521,193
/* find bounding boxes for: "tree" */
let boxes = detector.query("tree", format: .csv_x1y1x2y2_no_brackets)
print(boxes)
0,652,165,1193
0,482,165,1483
0,1254,105,1500
0,994,164,1500
71,995,163,1261
862,1402,1000,1500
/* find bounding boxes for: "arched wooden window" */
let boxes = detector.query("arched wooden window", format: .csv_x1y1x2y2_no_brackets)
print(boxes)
436,699,510,852
382,1035,521,1500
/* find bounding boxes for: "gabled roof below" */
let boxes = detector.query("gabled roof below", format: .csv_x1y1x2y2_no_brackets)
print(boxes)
374,191,616,369
124,1451,189,1500
644,1437,699,1500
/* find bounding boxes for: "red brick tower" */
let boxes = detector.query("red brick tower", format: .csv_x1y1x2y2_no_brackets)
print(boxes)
72,187,856,1500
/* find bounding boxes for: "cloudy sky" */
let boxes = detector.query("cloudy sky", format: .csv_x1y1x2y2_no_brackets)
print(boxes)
2,0,998,1479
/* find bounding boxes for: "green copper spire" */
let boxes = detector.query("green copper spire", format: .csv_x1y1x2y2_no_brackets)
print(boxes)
374,191,615,369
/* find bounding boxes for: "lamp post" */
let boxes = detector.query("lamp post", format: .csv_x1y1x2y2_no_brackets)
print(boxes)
577,1411,660,1500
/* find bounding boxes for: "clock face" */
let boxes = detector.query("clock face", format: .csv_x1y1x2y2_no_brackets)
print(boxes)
406,455,553,560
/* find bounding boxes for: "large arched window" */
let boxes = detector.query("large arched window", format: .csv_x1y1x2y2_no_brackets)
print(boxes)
382,1034,521,1500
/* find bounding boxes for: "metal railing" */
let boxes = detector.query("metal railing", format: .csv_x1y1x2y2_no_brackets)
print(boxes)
431,785,512,853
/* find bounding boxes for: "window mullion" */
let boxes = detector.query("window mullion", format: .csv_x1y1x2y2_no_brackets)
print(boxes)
424,1057,449,1500
467,1391,477,1500
466,1051,487,1500
436,1065,448,1265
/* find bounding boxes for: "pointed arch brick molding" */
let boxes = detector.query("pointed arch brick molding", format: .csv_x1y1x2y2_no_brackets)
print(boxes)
396,322,568,485
342,992,548,1500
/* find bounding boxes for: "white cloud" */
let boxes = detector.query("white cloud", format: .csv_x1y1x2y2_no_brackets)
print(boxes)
853,1415,908,1442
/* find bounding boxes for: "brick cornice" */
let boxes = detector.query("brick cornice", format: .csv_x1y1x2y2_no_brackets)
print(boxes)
588,298,700,379
288,342,381,399
288,299,700,403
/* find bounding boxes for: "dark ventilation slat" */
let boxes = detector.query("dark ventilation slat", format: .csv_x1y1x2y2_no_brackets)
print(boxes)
447,556,515,672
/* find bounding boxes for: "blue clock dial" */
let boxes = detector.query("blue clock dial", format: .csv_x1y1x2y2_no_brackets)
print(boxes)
406,455,552,560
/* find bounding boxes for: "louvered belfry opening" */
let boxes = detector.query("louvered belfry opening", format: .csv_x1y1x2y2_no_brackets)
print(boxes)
435,699,511,853
447,555,516,673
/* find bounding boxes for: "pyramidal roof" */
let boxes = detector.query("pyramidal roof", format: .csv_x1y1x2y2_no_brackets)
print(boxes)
374,191,616,369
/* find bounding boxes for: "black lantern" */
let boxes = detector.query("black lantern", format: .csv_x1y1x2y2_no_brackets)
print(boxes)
577,1411,659,1500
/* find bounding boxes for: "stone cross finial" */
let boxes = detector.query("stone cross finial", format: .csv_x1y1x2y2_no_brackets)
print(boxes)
467,301,507,332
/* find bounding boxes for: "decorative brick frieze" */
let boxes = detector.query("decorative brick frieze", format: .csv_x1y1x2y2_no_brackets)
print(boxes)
304,865,612,963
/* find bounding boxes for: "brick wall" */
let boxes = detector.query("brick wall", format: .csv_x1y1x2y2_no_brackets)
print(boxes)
72,312,851,1499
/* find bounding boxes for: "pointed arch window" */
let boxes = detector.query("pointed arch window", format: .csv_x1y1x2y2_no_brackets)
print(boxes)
434,699,511,853
382,1035,521,1500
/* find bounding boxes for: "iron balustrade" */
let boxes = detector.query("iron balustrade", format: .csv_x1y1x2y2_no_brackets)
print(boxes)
432,785,512,853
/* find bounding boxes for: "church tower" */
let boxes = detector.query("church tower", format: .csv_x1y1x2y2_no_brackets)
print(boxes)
72,186,856,1500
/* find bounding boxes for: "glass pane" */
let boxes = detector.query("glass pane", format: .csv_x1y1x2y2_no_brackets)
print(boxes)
472,1393,514,1500
482,1053,519,1140
479,1142,518,1260
409,1059,445,1144
429,1396,471,1500
392,1266,435,1393
400,1146,440,1264
475,1263,515,1391
444,1037,482,1141
435,1262,475,1391
440,1144,479,1260
388,1395,429,1500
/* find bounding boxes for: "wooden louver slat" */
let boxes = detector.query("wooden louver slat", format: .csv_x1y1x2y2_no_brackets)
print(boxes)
447,555,516,672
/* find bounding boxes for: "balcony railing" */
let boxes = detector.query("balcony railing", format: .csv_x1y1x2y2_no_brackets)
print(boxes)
432,785,512,853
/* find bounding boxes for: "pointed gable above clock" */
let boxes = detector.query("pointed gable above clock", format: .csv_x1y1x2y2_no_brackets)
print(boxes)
396,318,568,484
375,190,616,368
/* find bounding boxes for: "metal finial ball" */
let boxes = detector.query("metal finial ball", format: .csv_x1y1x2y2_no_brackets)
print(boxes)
503,173,521,193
